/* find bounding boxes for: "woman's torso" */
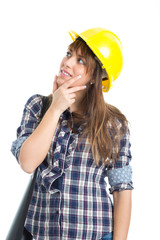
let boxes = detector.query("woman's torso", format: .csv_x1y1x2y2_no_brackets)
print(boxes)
25,107,113,240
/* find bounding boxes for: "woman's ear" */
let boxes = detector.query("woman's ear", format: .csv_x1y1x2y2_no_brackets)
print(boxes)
90,82,94,85
89,79,95,85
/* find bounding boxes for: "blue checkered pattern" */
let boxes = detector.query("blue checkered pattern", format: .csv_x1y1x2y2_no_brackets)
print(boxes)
11,94,133,240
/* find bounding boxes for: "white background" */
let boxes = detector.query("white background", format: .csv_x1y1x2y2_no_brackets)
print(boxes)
0,0,160,239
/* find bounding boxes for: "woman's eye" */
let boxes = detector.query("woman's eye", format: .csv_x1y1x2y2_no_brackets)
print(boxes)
78,58,85,65
66,51,71,57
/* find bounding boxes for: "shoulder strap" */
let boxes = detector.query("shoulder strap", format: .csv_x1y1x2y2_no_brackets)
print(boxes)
40,95,51,119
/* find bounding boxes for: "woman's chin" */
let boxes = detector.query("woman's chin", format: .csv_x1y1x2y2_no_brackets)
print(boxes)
56,77,65,87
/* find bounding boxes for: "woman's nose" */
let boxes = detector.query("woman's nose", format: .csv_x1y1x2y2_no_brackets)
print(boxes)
64,56,75,68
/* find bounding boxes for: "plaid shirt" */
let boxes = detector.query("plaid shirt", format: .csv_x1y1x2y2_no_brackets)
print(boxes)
11,94,133,240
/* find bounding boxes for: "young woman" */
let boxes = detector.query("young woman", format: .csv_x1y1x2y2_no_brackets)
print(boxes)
11,28,133,240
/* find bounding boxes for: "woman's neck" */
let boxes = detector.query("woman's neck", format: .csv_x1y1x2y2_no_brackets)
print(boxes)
70,103,82,114
70,97,86,114
70,88,87,113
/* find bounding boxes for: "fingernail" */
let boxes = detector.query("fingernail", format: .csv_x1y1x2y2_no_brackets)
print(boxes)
77,75,81,79
83,85,87,89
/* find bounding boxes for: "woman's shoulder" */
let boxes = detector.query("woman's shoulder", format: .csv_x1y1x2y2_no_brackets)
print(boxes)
24,94,52,119
105,103,128,129
24,94,44,119
25,94,43,108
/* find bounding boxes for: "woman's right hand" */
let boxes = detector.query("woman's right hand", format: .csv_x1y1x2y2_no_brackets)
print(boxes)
50,75,86,115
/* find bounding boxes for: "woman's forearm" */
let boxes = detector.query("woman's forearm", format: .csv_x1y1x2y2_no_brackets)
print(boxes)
18,76,86,174
19,106,61,174
113,190,132,240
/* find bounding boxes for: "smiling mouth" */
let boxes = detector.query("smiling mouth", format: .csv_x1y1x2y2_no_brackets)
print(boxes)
61,70,72,77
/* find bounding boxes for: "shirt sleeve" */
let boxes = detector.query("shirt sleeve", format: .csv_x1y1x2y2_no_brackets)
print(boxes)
106,128,134,194
11,94,43,162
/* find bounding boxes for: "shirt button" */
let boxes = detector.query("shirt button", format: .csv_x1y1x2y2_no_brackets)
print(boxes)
61,148,65,154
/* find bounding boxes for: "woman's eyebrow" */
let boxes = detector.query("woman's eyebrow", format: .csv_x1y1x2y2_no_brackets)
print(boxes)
68,48,85,59
77,54,85,59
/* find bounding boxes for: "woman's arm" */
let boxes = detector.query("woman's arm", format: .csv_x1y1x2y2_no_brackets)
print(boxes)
113,190,132,240
19,75,85,174
19,105,61,174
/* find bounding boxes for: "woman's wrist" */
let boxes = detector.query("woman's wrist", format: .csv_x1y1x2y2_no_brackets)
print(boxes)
47,103,62,118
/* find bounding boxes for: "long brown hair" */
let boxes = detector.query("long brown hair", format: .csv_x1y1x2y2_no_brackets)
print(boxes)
46,38,128,166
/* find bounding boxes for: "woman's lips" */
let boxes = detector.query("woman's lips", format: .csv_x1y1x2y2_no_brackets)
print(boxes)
60,69,72,78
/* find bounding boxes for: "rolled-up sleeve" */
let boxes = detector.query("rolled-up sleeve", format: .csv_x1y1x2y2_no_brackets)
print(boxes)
11,136,28,162
107,128,134,194
11,94,42,163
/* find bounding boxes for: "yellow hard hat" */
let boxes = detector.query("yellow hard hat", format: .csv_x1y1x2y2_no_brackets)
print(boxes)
69,28,123,92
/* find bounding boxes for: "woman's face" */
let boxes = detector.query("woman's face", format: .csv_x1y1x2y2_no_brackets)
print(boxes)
57,48,92,88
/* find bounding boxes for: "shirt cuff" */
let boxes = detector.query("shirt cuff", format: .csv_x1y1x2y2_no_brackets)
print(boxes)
107,165,132,185
11,136,28,162
107,165,133,194
109,182,134,194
